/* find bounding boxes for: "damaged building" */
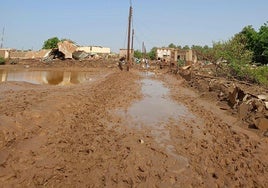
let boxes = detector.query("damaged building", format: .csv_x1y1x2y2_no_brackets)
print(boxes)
156,48,198,64
1,41,111,62
119,49,134,59
57,41,78,59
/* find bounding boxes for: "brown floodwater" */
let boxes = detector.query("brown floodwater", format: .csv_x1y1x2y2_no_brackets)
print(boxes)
118,72,196,169
0,69,95,85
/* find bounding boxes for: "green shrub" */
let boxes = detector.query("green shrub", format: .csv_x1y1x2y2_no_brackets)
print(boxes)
227,62,268,86
249,66,268,86
0,56,5,65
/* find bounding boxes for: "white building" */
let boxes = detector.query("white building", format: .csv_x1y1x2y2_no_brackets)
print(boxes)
156,48,197,63
77,46,111,54
156,48,172,60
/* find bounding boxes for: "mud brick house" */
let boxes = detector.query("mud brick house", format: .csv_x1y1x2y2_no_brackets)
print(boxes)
77,46,111,55
156,48,197,64
0,48,11,58
119,49,134,58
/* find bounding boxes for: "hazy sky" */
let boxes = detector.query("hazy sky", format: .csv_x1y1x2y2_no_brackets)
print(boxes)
0,0,267,52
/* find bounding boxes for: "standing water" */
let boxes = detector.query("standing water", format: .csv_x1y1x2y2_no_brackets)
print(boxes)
0,69,94,85
120,72,195,168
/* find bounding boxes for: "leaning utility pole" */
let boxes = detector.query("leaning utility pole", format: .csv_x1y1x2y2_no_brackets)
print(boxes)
126,6,132,71
0,27,4,48
142,41,146,58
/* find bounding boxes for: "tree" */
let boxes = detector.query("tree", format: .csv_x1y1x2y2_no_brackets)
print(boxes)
177,45,182,49
240,22,268,65
191,45,203,51
148,47,157,60
168,43,176,48
182,45,190,50
42,37,60,49
257,22,268,64
134,50,142,59
187,22,268,84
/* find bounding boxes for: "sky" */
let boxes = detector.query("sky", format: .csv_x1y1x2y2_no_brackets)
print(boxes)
0,0,267,53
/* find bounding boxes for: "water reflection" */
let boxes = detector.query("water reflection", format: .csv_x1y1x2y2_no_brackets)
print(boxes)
118,78,194,168
128,79,191,125
0,69,94,85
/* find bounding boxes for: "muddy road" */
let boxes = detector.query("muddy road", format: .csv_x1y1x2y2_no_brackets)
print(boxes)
0,64,267,187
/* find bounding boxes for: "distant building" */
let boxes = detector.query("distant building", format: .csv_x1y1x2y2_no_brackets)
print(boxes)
156,48,172,60
77,46,111,55
156,48,197,64
0,48,11,58
1,45,111,60
119,49,134,58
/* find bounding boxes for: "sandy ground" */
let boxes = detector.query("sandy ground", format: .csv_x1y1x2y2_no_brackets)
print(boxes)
0,61,267,187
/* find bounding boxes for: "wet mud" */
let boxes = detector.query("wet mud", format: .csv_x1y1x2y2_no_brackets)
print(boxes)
0,64,267,187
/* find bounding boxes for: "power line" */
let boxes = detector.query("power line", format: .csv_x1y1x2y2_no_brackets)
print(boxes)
0,27,4,48
123,22,128,49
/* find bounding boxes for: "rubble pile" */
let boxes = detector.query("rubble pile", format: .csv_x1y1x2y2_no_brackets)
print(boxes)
4,41,108,63
177,64,268,135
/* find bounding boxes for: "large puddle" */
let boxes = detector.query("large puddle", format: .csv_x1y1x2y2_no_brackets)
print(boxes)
0,69,95,85
120,72,195,169
128,78,191,125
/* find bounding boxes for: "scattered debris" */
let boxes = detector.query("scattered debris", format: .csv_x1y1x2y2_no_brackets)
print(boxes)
72,51,89,60
238,103,250,119
258,95,268,101
182,65,191,70
173,61,268,134
254,118,268,131
118,57,125,71
178,69,191,81
10,58,19,65
228,86,239,107
138,139,144,144
42,49,65,62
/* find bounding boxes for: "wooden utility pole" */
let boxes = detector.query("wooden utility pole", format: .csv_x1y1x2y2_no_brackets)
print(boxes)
126,6,132,71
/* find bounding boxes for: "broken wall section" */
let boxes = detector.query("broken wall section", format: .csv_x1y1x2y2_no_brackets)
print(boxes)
57,41,77,59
